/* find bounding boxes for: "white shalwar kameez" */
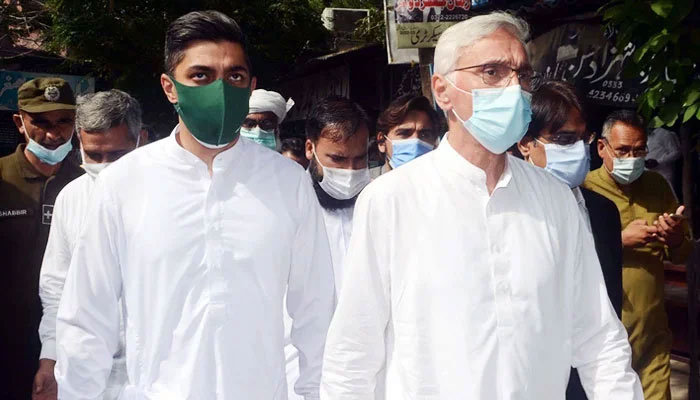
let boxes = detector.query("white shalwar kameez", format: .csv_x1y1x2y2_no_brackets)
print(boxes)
286,205,354,399
39,174,127,399
321,137,642,399
55,129,335,400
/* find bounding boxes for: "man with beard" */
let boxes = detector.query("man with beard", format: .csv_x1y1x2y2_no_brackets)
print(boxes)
304,96,371,294
284,96,371,400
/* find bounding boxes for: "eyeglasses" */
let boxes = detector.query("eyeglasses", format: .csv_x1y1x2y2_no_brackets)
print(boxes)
453,63,539,90
602,138,648,158
539,131,596,146
241,118,277,131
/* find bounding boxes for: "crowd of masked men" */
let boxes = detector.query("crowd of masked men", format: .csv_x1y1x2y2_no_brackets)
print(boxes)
0,8,692,400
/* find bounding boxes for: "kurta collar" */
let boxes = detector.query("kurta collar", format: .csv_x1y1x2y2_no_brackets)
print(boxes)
572,186,586,208
591,166,627,196
15,144,46,179
164,125,247,171
436,133,513,191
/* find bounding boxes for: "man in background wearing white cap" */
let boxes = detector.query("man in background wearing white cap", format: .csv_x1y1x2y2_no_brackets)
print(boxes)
242,89,294,150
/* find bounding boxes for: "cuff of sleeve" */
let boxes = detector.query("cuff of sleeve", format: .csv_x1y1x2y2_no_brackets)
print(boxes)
40,339,57,361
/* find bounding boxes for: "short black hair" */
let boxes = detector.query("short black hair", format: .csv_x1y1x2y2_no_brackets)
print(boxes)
602,109,645,139
164,10,250,75
280,137,305,158
376,95,441,137
305,96,370,143
526,80,585,138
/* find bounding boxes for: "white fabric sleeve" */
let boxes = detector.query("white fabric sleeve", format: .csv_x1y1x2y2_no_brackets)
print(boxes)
321,183,391,400
38,189,72,361
569,195,643,399
287,172,335,400
55,179,123,400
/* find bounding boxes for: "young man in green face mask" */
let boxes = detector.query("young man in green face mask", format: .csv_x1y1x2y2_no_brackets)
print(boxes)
54,11,335,400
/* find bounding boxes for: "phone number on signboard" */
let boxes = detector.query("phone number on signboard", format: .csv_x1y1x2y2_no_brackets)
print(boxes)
428,14,469,21
587,90,638,103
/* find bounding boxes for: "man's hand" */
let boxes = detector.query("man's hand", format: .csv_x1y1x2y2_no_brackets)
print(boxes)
622,219,658,248
32,359,57,400
654,205,686,249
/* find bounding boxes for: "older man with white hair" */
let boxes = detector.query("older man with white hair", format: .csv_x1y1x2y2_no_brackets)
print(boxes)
321,11,642,399
34,89,145,400
241,89,294,150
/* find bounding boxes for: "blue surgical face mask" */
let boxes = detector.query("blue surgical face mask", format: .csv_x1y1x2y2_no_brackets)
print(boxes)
446,77,532,154
604,145,645,185
535,139,590,188
386,137,434,169
240,126,277,150
21,115,73,165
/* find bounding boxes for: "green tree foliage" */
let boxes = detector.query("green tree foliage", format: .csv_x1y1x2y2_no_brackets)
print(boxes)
1,0,50,53
601,0,700,128
37,0,330,131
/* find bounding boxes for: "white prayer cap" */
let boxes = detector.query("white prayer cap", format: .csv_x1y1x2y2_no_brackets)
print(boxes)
248,89,295,123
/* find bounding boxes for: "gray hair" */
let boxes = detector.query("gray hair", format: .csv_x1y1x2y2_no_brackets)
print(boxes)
601,109,645,139
76,89,142,141
434,11,530,76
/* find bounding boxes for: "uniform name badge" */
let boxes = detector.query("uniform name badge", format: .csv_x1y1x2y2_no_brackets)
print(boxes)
0,208,32,218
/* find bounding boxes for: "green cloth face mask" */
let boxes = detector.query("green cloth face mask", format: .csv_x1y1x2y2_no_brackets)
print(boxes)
171,77,250,149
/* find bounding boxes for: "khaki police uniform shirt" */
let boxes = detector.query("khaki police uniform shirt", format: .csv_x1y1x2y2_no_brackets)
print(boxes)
0,144,82,399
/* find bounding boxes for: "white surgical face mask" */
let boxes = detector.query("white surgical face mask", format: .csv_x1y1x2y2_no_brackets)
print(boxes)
313,147,370,200
80,135,140,179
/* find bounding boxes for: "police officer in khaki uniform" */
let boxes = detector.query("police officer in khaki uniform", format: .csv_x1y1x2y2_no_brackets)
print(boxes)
0,77,82,400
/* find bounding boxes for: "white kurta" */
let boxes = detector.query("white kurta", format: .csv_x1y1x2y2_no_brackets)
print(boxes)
38,174,126,399
286,205,355,400
321,137,642,399
55,129,335,400
321,207,354,296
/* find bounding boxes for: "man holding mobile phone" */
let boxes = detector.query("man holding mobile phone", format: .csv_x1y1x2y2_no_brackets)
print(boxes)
584,109,692,400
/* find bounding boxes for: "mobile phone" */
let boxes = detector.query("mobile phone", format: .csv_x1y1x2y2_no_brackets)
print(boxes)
669,213,686,221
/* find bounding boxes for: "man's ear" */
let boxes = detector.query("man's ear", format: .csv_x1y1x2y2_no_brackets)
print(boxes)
377,132,386,154
305,138,314,161
161,74,177,104
12,113,25,135
597,138,606,159
432,74,451,112
517,136,535,158
250,76,257,92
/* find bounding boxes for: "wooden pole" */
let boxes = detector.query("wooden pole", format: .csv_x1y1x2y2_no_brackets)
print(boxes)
681,124,696,232
690,240,700,400
681,122,699,399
